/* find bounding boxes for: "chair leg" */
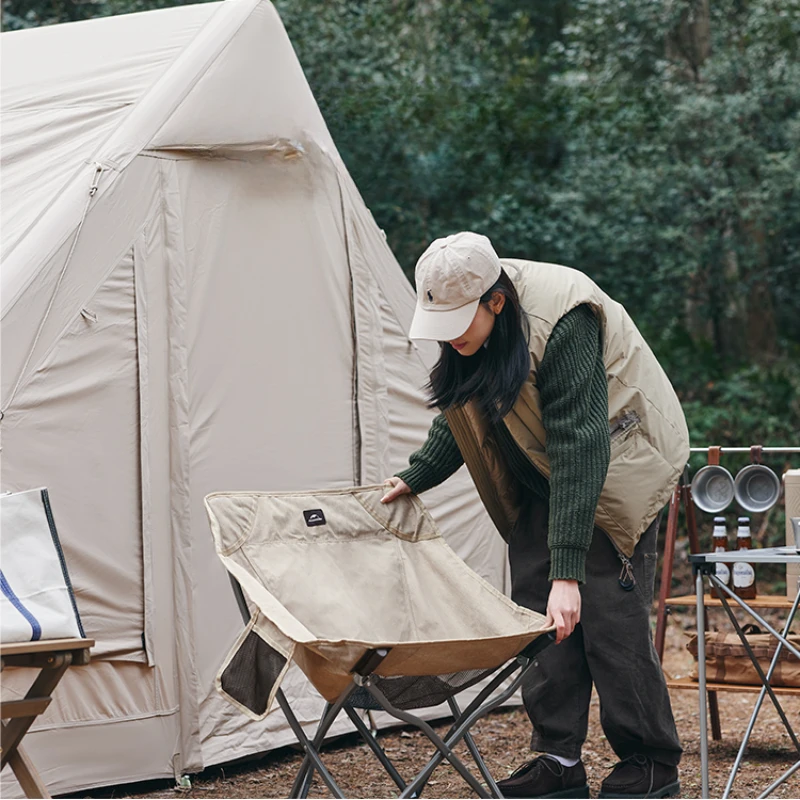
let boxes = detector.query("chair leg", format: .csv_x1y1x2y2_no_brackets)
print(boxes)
448,697,502,799
397,659,532,798
290,701,331,799
275,653,542,799
364,659,533,799
277,692,347,799
363,686,489,800
344,706,407,791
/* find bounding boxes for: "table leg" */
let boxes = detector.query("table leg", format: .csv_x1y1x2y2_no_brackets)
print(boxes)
696,571,709,799
6,745,51,799
718,584,800,799
758,760,800,799
683,478,723,741
1,659,69,770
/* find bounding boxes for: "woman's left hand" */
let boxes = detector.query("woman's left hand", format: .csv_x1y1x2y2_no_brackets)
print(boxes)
545,579,581,644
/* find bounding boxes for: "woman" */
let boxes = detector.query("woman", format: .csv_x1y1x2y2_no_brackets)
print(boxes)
381,232,686,799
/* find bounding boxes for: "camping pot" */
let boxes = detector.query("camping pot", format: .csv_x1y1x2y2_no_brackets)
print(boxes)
734,464,781,513
691,465,735,513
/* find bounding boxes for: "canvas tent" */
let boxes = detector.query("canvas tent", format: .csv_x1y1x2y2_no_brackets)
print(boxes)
0,1,509,795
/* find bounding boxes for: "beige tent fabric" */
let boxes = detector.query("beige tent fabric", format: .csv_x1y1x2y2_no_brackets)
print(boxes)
206,487,548,718
0,1,507,794
0,3,218,260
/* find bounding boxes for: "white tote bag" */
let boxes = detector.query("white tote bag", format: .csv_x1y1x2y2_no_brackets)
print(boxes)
1,488,85,643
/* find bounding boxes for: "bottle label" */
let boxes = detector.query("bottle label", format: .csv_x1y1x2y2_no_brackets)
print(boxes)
732,562,755,588
715,562,730,586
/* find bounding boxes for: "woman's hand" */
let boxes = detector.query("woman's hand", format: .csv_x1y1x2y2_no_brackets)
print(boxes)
381,477,411,503
545,579,581,643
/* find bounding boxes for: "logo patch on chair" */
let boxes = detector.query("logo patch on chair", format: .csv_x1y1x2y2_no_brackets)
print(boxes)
303,509,326,527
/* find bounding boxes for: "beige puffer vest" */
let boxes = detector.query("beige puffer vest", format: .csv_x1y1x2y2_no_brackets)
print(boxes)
444,259,689,558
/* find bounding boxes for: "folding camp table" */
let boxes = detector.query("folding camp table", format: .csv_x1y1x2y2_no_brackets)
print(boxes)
1,637,94,798
691,548,800,799
206,485,553,799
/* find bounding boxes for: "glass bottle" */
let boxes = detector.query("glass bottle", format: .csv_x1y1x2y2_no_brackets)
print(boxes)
710,516,730,599
732,516,757,600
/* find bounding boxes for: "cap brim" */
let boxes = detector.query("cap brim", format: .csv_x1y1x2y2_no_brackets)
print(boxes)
408,298,480,341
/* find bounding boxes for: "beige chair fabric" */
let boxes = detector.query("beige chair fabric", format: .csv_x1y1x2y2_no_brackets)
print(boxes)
205,486,549,719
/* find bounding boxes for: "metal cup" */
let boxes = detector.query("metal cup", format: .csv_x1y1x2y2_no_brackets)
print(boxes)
734,464,781,513
691,465,735,513
790,517,800,551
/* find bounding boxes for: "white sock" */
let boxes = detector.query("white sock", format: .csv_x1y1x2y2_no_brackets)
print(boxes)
547,753,580,768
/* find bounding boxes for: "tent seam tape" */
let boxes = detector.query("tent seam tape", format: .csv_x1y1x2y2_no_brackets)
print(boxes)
336,168,362,486
133,233,157,671
334,166,424,364
160,157,203,774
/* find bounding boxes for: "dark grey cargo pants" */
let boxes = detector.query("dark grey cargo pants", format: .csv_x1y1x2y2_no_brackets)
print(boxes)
508,497,683,766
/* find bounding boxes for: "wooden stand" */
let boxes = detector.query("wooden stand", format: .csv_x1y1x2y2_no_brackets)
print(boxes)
1,638,94,799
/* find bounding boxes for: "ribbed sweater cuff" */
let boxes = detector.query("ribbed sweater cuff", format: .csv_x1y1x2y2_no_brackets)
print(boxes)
395,465,436,495
549,547,587,584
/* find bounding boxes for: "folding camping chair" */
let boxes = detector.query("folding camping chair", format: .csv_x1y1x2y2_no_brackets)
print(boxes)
206,485,553,799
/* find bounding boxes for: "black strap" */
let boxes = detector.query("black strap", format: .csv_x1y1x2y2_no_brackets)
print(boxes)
741,623,763,636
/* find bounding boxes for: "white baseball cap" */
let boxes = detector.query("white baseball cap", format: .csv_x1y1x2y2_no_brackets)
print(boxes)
409,231,502,341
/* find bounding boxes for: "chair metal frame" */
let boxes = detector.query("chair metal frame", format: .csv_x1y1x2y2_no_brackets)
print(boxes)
228,575,552,798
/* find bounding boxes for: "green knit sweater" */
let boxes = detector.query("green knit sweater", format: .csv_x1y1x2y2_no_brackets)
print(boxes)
396,304,610,583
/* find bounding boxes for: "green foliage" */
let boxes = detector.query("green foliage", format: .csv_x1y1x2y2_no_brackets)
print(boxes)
272,0,561,269
682,359,800,451
540,0,800,348
1,0,206,29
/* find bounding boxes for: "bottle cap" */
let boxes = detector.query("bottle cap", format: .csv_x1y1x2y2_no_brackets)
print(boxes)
738,516,750,524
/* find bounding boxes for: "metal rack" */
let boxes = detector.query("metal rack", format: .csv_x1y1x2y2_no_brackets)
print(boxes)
654,445,800,741
691,549,800,798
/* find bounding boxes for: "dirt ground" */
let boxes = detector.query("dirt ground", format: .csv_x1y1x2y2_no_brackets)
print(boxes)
70,606,800,800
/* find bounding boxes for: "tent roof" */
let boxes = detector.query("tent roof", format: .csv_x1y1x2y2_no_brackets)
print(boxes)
1,3,219,258
1,0,338,312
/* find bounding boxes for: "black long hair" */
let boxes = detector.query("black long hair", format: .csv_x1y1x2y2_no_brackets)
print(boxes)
427,268,530,425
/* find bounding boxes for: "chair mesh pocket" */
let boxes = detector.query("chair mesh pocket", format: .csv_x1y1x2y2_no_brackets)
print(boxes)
220,630,287,716
349,667,496,711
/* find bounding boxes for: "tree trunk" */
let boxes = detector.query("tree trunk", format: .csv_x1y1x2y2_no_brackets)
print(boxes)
666,0,711,80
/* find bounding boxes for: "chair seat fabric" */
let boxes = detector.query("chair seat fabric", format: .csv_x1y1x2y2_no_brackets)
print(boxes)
205,485,549,718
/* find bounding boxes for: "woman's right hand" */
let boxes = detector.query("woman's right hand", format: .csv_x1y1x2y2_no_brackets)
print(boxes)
381,477,411,503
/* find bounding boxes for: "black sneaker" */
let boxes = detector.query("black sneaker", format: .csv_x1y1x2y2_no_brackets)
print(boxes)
497,755,590,799
598,754,680,798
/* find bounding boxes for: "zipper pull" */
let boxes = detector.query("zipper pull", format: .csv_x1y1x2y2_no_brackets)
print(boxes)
618,555,636,591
